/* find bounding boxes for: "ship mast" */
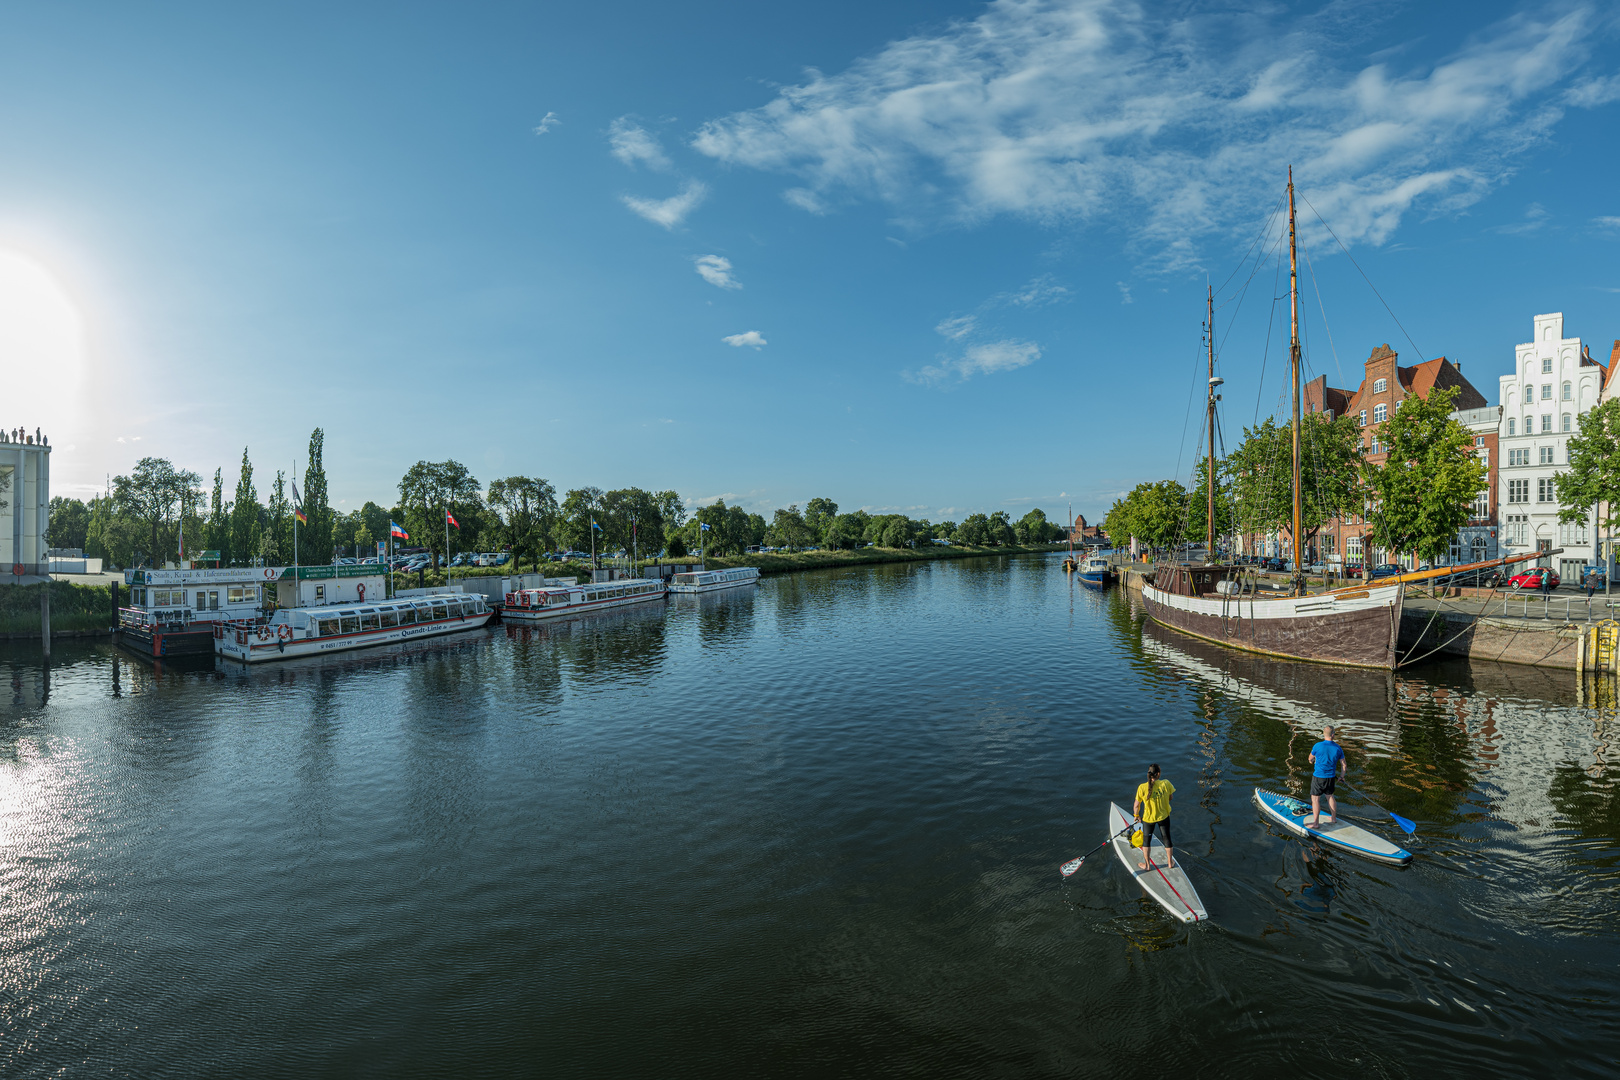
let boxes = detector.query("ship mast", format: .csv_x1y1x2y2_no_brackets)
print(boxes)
1206,285,1219,563
1288,168,1304,595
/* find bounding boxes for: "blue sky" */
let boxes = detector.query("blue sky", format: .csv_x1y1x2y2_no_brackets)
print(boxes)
3,0,1619,526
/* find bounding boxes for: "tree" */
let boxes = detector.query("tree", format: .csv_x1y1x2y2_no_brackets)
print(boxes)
230,447,261,566
399,460,483,564
114,457,201,566
47,496,91,551
954,513,990,546
599,487,666,559
1102,480,1188,553
1183,457,1235,550
558,486,604,557
358,501,392,551
655,490,686,551
298,429,334,565
265,471,290,566
767,505,813,550
1015,508,1059,545
1553,396,1620,570
1362,386,1487,566
205,468,230,563
488,476,559,570
805,497,839,545
1227,414,1362,551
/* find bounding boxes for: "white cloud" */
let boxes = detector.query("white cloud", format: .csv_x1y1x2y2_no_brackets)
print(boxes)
621,181,708,228
1493,202,1550,234
934,314,976,340
691,1,1611,261
609,116,671,170
1594,216,1620,229
907,338,1040,384
533,111,560,135
695,254,742,289
723,330,768,348
1004,276,1068,307
1117,281,1134,304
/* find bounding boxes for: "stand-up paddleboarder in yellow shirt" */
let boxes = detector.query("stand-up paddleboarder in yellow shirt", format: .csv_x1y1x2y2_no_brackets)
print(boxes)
1133,764,1175,871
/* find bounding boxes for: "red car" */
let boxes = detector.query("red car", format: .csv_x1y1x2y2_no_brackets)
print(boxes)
1507,568,1560,590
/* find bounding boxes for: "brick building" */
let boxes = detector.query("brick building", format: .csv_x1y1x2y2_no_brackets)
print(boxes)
1292,344,1490,570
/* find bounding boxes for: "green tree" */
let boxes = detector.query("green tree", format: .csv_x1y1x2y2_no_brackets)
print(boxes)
558,486,604,558
230,447,261,566
1362,386,1487,565
488,476,559,570
599,487,666,559
805,497,839,545
114,457,201,566
265,471,289,566
1228,414,1363,552
1103,480,1188,553
205,468,230,563
1183,457,1235,550
767,505,813,550
655,490,686,551
1553,396,1620,575
354,520,374,559
1015,508,1058,544
399,460,483,565
298,429,334,565
46,496,92,551
954,513,989,546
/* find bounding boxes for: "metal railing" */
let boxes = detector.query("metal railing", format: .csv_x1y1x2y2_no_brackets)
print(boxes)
1497,592,1620,622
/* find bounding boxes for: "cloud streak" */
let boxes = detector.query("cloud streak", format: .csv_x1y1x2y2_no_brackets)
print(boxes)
622,181,708,228
609,116,671,170
908,339,1040,384
533,111,560,135
695,254,742,289
723,330,767,349
691,1,1614,263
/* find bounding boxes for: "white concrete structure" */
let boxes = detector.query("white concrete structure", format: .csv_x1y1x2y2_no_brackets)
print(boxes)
1,432,50,577
1497,313,1606,583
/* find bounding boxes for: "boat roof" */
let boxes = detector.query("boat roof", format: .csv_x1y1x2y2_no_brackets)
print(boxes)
286,592,477,618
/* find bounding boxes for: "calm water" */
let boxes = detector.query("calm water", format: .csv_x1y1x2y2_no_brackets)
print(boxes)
2,554,1618,1077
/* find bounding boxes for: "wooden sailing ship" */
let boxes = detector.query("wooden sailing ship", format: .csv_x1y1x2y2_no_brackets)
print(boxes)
1140,170,1551,669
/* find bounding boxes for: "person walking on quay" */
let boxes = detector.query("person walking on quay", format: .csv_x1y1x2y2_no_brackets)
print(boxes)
1540,568,1553,600
1585,568,1600,600
1308,725,1347,827
1132,764,1175,871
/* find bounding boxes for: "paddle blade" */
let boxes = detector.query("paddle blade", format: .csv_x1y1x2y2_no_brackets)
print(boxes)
1389,811,1417,835
1060,857,1083,877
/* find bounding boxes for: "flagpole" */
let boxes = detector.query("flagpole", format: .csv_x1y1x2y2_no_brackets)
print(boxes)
292,458,299,603
445,500,450,589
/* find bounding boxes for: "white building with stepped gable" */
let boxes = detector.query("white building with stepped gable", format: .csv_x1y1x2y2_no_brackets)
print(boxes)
1,429,50,578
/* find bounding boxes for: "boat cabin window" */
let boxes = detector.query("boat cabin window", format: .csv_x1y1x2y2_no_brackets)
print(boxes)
359,610,379,631
431,603,449,621
319,617,340,637
380,608,399,628
399,606,417,625
340,614,360,635
227,585,257,604
460,599,476,616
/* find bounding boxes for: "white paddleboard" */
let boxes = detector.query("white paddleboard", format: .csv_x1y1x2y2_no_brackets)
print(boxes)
1253,787,1412,866
1108,801,1207,923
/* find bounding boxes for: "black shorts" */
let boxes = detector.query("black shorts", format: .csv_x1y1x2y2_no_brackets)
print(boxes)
1141,817,1173,848
1311,776,1337,797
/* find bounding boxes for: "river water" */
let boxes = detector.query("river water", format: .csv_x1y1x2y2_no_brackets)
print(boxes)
2,554,1617,1077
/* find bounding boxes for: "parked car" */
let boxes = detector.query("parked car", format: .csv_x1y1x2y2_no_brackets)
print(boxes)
1367,563,1404,580
1262,557,1289,572
1507,568,1560,590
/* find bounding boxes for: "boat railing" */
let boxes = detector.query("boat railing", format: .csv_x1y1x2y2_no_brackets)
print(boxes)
119,606,194,631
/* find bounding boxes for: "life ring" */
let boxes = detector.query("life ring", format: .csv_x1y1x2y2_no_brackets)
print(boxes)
278,624,293,642
10,563,21,577
357,583,366,601
257,626,270,641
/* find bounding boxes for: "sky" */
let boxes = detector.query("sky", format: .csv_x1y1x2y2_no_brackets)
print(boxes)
3,0,1619,527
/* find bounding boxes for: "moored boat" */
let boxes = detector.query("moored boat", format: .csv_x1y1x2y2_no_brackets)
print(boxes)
215,591,493,662
1077,554,1114,589
668,566,760,594
118,565,287,658
504,576,667,621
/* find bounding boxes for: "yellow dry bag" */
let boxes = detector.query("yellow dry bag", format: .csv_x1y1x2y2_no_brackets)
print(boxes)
1129,823,1145,848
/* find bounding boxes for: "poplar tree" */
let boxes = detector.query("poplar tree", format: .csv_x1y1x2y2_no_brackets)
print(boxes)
206,468,230,564
230,447,262,566
264,471,289,565
298,428,333,564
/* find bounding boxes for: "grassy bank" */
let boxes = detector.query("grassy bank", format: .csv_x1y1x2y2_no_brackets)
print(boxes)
0,581,117,636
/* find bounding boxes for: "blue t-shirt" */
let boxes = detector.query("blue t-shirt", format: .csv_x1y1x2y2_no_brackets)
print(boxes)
1311,740,1344,778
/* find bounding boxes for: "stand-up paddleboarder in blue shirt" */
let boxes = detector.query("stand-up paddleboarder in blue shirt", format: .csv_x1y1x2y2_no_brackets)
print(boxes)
1308,725,1346,827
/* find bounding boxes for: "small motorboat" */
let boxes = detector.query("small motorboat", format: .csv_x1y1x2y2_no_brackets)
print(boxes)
1078,554,1114,589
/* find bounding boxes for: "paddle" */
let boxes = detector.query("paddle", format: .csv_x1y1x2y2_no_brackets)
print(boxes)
1060,824,1135,876
1340,779,1417,835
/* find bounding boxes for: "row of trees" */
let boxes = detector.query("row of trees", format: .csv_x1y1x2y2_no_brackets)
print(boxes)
49,442,1070,569
1105,387,1492,565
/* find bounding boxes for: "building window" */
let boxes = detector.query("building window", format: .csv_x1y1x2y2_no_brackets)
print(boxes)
1323,409,1333,421
1475,436,1485,447
1507,418,1516,436
1470,491,1489,520
1507,479,1529,503
1471,536,1488,561
1346,536,1362,557
1479,449,1488,468
1508,448,1529,466
1537,478,1554,502
1373,403,1387,423
1539,446,1554,465
1359,410,1367,427
1373,378,1387,393
1524,386,1534,404
1558,521,1590,545
1562,381,1572,401
1541,414,1552,433
1505,513,1529,545
1562,413,1572,432
1541,384,1552,400
1542,357,1553,373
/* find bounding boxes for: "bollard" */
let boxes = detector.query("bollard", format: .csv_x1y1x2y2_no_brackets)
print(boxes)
40,585,51,659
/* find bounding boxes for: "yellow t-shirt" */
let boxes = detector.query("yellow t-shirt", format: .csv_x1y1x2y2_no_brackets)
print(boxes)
1136,779,1176,823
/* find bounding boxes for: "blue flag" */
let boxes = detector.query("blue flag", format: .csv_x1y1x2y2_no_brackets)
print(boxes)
592,519,603,531
700,522,711,532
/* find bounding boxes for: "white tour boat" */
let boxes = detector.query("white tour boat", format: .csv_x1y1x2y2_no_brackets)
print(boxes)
215,591,493,662
503,576,668,621
667,566,761,594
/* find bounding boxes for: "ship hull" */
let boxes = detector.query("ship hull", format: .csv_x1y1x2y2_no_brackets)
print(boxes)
1140,581,1403,669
